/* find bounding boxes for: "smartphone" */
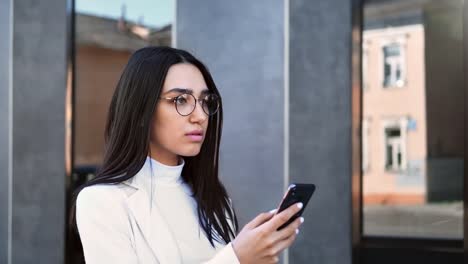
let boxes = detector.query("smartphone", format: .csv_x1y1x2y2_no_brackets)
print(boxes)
275,183,316,230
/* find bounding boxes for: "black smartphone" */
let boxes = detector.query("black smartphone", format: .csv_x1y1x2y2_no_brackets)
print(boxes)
275,183,316,230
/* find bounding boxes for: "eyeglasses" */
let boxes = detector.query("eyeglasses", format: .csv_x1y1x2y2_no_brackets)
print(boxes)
159,93,220,116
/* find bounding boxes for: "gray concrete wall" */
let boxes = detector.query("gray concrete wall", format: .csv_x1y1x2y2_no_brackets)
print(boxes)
289,1,353,263
0,0,68,263
177,0,353,263
176,0,286,226
0,0,13,263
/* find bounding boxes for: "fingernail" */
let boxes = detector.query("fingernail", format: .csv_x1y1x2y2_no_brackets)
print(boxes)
269,209,278,214
295,229,299,235
297,203,303,209
300,217,304,223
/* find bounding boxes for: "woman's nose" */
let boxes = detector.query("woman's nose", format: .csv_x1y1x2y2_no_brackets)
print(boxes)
189,101,207,122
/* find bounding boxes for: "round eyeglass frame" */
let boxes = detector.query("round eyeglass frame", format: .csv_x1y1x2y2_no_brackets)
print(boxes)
159,93,220,117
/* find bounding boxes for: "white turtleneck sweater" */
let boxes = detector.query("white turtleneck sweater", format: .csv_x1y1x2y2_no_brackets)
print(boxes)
143,156,238,263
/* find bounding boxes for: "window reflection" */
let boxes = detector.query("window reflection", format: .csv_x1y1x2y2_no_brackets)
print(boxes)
362,0,463,239
74,1,172,168
383,43,405,88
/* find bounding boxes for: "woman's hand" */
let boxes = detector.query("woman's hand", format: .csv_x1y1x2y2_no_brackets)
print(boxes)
231,203,304,264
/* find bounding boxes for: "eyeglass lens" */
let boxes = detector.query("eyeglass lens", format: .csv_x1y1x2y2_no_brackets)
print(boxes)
175,93,219,116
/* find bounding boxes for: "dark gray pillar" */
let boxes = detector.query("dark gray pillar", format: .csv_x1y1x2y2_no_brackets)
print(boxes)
0,0,13,263
0,0,68,263
289,0,352,263
177,0,353,263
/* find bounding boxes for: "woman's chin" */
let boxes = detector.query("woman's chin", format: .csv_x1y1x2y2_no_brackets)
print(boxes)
178,147,202,157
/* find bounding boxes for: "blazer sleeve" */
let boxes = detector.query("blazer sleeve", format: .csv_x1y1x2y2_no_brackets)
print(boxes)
202,242,240,264
76,186,138,264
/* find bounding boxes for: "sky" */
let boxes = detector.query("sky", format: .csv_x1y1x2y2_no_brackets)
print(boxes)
76,0,173,28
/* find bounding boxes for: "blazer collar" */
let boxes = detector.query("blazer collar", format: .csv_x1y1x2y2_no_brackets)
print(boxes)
123,161,183,264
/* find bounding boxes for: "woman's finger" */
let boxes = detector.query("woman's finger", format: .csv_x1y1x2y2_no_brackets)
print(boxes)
271,232,298,254
270,217,303,242
245,211,275,229
261,202,302,232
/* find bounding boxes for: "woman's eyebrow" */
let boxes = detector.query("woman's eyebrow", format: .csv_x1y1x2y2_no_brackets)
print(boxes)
164,88,190,94
164,88,210,95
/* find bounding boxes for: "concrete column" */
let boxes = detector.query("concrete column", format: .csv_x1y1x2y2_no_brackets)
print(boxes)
176,0,286,226
289,0,352,263
0,0,13,263
177,0,353,263
0,0,68,263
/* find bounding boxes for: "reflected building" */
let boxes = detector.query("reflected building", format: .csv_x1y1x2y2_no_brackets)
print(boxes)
362,15,427,205
362,0,464,239
362,0,463,206
74,12,171,167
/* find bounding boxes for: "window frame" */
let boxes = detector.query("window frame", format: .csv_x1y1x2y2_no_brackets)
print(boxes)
382,118,408,172
379,35,407,89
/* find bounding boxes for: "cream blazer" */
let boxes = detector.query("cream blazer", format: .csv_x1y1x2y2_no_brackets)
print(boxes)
76,168,240,264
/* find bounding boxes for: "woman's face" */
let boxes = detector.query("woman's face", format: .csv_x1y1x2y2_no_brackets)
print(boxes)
149,63,210,165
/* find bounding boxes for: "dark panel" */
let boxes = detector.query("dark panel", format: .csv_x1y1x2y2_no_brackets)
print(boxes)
464,0,468,259
289,0,353,263
362,247,463,264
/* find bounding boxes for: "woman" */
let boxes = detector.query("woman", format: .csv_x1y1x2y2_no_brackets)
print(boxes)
75,46,304,264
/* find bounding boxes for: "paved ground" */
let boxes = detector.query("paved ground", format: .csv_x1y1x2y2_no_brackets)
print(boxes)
363,202,463,239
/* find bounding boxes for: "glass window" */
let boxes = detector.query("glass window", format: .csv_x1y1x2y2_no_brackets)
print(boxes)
362,0,464,239
73,0,174,170
383,119,407,172
383,43,405,88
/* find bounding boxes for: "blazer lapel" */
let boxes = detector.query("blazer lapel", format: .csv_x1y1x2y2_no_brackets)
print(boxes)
124,171,183,264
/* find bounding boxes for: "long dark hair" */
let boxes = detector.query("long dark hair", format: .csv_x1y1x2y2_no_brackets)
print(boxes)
72,46,238,248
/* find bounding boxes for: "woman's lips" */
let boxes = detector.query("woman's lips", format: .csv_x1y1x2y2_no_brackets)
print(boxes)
185,130,203,142
186,134,203,142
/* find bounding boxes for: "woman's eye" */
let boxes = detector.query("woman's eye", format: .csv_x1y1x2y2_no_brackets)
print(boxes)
174,96,188,105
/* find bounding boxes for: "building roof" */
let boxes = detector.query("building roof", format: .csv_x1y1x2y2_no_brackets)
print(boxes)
76,13,171,51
